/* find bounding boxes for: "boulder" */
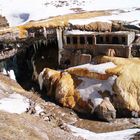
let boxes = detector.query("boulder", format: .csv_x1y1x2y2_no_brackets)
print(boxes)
55,72,76,108
39,62,117,121
39,57,140,119
94,97,116,122
65,62,116,80
96,56,140,117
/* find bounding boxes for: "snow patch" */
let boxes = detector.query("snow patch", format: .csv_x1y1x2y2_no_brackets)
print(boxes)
68,62,116,74
68,125,140,140
0,93,29,114
64,30,95,35
68,62,117,109
69,10,140,28
0,93,44,114
77,76,117,109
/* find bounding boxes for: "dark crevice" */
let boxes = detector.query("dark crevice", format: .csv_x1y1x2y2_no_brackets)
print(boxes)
13,39,59,91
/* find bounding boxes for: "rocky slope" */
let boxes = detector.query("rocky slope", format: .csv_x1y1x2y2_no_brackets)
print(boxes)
1,61,140,140
0,111,84,140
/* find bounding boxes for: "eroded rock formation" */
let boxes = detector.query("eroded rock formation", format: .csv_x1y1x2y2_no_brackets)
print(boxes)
38,58,140,121
38,62,117,121
96,56,140,117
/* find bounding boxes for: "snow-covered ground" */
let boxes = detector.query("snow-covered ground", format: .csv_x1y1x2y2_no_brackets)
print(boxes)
0,0,140,26
0,93,43,114
68,125,140,140
0,93,29,114
69,9,140,28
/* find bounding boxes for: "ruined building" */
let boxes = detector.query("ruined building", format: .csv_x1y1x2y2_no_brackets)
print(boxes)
0,17,140,83
60,30,136,67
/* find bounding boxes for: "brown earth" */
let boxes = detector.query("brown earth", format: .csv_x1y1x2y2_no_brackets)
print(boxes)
0,74,140,139
0,111,83,140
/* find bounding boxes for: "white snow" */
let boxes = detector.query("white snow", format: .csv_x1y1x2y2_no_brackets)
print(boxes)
64,30,95,35
0,93,44,114
0,0,140,26
69,9,140,27
0,93,29,114
68,62,116,74
69,17,112,25
68,62,117,109
68,125,140,140
77,76,117,109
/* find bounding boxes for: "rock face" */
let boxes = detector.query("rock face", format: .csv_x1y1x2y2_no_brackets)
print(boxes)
39,58,140,119
96,56,140,117
71,21,112,32
39,63,117,121
55,72,76,108
94,97,116,121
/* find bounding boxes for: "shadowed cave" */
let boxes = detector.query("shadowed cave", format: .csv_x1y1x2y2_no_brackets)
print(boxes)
1,39,59,91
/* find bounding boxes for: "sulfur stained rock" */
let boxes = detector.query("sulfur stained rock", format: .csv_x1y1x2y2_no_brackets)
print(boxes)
40,56,140,119
55,72,76,108
96,56,140,117
94,97,116,122
39,63,117,121
65,62,116,80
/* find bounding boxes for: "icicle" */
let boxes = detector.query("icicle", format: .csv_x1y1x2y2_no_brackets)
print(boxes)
43,27,47,38
35,41,39,51
56,28,63,49
56,28,63,65
43,40,46,46
31,58,38,81
38,68,46,90
39,40,42,47
17,43,21,48
33,43,37,54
